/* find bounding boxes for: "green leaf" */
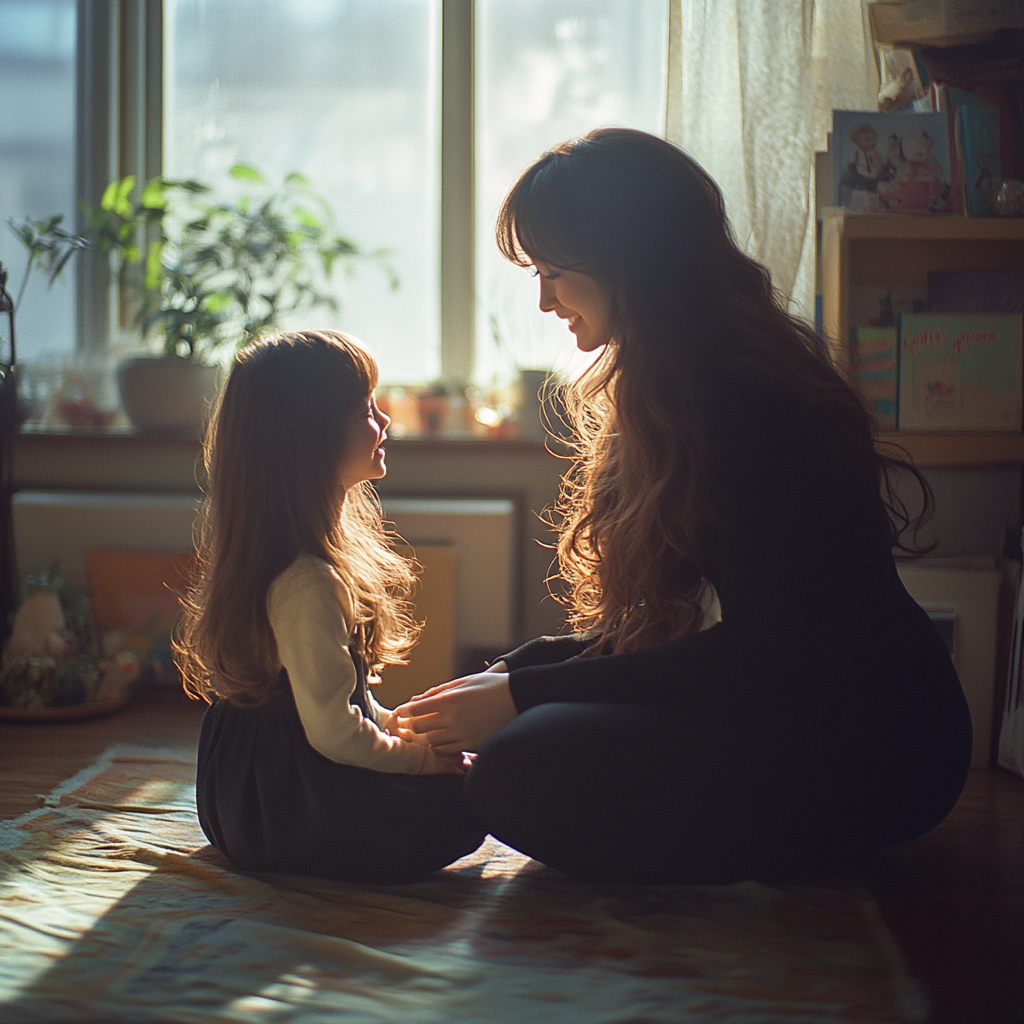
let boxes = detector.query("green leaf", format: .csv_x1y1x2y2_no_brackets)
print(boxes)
141,178,166,209
100,176,136,217
100,178,123,212
144,241,163,290
229,164,265,184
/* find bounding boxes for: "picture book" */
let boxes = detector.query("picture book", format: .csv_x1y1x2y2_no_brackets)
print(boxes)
926,83,964,215
949,88,1001,216
898,312,1023,431
832,109,952,214
851,327,897,430
86,549,196,684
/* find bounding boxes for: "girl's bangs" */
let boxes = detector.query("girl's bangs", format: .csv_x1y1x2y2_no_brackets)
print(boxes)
347,340,378,394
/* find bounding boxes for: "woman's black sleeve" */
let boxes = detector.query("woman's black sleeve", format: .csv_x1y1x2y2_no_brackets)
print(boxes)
507,622,736,710
498,634,592,671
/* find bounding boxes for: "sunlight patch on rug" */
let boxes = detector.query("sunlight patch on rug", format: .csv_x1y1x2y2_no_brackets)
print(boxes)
0,744,927,1023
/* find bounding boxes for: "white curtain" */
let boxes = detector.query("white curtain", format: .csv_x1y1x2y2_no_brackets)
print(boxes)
665,0,878,323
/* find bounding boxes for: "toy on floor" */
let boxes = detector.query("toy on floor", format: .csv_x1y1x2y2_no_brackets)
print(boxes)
0,566,139,711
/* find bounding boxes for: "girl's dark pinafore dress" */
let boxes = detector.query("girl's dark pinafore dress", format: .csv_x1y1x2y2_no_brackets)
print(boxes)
196,654,485,883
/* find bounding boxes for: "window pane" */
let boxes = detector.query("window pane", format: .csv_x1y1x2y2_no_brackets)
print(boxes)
0,0,77,364
476,0,667,385
165,0,440,383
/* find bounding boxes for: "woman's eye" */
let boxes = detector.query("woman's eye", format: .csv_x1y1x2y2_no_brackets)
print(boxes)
529,265,558,281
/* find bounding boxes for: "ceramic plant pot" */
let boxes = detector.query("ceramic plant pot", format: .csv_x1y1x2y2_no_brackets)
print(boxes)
116,356,220,431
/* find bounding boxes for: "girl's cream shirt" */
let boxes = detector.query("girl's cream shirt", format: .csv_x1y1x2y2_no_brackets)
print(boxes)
267,554,442,774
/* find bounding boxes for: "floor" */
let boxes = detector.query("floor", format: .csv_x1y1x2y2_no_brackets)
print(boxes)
1,686,1021,1024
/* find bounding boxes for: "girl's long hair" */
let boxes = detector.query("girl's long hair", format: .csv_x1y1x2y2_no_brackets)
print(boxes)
497,127,932,656
176,331,420,705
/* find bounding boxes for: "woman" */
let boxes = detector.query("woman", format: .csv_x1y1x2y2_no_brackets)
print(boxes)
395,128,971,884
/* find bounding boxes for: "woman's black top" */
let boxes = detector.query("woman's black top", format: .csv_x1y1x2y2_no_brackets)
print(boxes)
498,370,972,846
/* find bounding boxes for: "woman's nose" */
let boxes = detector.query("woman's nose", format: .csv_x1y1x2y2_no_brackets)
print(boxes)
538,277,557,313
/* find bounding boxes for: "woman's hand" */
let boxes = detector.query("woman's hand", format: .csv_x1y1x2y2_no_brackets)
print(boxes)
428,751,472,775
392,672,516,754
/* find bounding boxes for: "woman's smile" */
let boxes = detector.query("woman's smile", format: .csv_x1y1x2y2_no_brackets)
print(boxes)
535,263,613,352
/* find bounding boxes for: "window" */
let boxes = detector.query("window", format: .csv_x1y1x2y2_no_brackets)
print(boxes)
164,0,442,383
0,0,77,364
4,0,668,386
475,0,666,385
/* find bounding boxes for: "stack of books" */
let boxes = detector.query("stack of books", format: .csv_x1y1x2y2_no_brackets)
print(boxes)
849,270,1023,432
832,78,1014,218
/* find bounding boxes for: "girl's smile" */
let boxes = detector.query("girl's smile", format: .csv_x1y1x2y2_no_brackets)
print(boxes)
534,262,614,352
338,393,390,492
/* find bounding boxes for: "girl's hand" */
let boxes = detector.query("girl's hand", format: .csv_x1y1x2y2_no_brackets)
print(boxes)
392,672,516,754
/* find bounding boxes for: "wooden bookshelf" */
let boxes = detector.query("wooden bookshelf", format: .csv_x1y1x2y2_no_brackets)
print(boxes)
820,211,1024,467
876,431,1024,467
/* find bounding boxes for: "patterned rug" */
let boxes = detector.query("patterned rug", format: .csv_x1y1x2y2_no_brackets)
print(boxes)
0,745,926,1023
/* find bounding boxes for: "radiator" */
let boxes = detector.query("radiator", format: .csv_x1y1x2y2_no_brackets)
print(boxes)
12,490,515,653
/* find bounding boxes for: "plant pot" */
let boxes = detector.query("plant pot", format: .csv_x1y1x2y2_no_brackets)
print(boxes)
417,393,451,437
116,356,220,431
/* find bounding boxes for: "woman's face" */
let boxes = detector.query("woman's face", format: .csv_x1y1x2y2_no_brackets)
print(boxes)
534,262,614,352
337,392,390,494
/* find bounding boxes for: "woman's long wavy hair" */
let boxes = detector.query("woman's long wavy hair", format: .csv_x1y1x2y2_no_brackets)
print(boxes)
176,331,420,705
497,127,932,656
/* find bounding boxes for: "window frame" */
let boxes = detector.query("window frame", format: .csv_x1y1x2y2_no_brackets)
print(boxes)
78,0,478,383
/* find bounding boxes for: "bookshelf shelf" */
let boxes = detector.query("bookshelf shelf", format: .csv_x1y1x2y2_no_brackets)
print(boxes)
820,211,1024,468
824,212,1024,243
820,213,1024,374
876,432,1024,467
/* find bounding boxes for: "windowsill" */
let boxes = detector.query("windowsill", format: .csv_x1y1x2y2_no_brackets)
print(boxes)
16,423,561,451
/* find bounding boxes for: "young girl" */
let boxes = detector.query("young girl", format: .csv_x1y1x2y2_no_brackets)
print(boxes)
177,331,485,883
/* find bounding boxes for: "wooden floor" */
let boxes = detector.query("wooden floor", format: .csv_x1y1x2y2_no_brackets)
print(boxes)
1,687,1021,1024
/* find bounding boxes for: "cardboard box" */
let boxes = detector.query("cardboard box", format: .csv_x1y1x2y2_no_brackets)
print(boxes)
868,0,1024,48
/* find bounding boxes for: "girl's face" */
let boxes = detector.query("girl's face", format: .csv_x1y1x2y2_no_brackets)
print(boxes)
534,262,614,352
337,392,390,494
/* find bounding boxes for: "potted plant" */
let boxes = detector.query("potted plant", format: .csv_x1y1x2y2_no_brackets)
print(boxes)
416,381,453,437
10,165,392,430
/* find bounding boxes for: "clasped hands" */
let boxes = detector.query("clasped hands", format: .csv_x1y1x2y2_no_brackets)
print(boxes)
390,661,515,756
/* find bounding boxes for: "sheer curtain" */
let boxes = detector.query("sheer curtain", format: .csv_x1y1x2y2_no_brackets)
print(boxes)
665,0,877,322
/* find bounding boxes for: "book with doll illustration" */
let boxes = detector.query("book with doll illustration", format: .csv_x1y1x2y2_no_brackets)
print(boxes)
832,110,952,214
898,312,1023,431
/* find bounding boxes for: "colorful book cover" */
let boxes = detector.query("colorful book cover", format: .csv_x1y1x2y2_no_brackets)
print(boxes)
851,327,897,430
898,312,1023,431
950,89,1001,216
832,110,952,214
928,83,964,216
